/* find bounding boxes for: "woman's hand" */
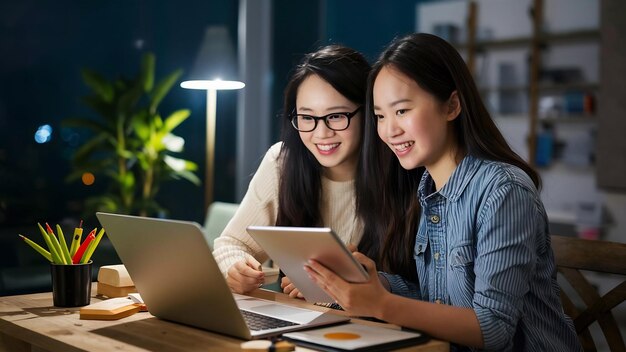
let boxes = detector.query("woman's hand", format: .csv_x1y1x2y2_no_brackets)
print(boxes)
304,252,389,318
226,256,264,294
280,276,304,299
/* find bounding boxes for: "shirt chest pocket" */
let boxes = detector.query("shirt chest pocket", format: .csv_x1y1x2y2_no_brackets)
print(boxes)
413,236,429,297
448,245,476,307
450,245,475,268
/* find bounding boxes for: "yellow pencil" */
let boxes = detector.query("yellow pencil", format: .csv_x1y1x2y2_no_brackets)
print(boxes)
81,227,105,263
19,234,52,262
70,220,83,257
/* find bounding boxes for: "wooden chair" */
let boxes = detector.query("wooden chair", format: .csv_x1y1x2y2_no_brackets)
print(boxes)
551,235,626,351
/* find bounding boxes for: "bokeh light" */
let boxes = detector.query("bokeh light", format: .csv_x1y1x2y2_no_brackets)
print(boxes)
81,172,95,186
34,124,53,143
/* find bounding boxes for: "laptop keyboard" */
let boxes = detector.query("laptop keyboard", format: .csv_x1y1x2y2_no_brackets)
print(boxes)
240,310,298,331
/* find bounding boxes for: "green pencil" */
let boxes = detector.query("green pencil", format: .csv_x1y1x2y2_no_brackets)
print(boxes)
81,227,105,263
19,234,52,262
37,223,62,264
56,224,73,264
45,223,68,265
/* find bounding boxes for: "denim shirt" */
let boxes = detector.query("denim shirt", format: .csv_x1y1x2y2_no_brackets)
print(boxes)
381,155,581,351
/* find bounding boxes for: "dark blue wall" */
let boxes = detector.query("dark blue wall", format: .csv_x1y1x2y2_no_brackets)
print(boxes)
322,0,422,62
0,1,239,226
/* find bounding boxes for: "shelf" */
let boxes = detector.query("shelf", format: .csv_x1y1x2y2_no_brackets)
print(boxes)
455,29,599,50
539,115,596,123
537,161,595,173
537,82,599,93
542,29,600,45
479,82,599,93
493,114,596,122
479,85,528,93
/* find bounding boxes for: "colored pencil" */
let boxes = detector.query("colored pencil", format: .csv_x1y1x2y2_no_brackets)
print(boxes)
19,234,52,262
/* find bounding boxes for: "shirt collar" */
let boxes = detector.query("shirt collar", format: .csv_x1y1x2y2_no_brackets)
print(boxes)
418,155,483,203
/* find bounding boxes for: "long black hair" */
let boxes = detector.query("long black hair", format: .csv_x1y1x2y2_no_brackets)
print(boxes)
358,33,541,281
276,46,371,240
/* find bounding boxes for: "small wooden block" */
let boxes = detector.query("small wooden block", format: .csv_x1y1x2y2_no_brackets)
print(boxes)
97,264,134,287
240,340,295,352
97,282,137,298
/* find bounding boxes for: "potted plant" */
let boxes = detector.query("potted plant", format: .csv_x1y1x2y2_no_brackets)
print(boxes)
64,52,200,217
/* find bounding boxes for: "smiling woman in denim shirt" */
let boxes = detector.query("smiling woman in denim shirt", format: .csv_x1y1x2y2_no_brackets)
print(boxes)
305,33,582,351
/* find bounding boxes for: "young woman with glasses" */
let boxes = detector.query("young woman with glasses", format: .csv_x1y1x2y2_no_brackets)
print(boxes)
213,45,379,297
304,34,581,350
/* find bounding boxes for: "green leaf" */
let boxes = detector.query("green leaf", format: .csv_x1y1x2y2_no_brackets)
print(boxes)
140,53,155,92
72,133,111,164
184,159,198,171
85,196,120,213
119,172,136,200
172,170,202,185
65,169,86,183
131,111,151,141
81,69,114,103
62,117,112,134
149,69,183,113
136,153,150,171
117,149,135,159
154,114,163,129
80,95,115,120
117,83,143,116
162,109,190,134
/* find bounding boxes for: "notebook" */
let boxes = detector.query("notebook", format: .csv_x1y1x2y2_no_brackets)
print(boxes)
283,322,428,351
96,212,349,340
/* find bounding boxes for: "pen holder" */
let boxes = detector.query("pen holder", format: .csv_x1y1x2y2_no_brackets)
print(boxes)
51,261,93,307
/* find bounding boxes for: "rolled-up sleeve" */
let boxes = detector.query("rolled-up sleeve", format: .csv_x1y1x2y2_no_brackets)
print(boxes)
473,183,538,350
379,272,421,299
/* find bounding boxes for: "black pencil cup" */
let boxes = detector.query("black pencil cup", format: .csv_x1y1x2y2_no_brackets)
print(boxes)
50,261,92,307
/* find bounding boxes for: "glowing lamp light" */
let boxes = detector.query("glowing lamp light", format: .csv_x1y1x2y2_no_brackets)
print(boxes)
180,79,245,90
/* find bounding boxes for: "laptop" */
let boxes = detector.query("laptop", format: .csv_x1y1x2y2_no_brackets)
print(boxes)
96,212,349,340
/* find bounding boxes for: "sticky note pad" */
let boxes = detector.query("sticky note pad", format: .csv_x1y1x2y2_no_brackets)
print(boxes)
80,297,141,320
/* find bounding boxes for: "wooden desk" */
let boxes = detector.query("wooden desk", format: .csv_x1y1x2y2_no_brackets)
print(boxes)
0,286,449,352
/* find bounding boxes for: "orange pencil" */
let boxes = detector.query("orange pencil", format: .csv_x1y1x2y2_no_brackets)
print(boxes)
72,229,96,264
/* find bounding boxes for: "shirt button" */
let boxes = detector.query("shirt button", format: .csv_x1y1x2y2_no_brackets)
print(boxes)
417,244,423,252
430,215,440,224
434,252,440,260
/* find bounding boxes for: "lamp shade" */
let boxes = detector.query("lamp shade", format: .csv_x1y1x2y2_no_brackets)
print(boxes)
181,26,245,90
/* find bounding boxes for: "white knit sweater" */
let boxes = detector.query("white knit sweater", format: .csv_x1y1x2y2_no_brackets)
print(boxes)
212,142,363,276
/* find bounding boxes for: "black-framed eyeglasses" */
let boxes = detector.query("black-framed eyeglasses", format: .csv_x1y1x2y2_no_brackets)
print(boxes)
290,106,361,132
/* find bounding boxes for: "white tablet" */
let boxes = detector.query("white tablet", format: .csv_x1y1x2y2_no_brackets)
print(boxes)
246,226,369,303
